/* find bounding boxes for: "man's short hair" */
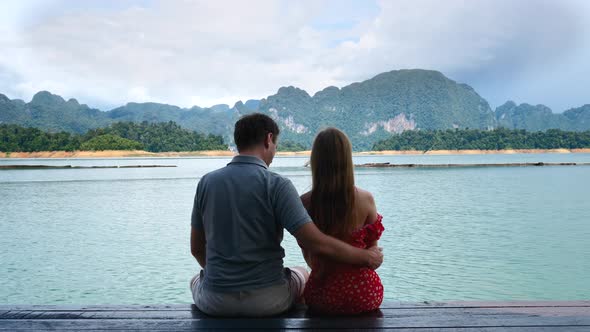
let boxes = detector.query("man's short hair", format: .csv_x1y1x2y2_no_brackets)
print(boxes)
234,113,280,152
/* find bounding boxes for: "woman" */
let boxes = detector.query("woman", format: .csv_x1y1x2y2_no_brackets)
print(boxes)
300,127,384,315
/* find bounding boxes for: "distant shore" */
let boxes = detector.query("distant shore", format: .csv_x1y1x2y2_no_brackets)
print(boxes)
2,148,590,158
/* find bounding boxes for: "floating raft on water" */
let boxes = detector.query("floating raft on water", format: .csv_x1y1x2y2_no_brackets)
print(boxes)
355,162,590,168
0,165,177,169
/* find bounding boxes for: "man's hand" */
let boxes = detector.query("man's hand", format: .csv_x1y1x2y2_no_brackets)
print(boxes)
366,246,383,270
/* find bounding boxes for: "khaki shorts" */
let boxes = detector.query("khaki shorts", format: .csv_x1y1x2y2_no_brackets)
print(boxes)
190,267,308,317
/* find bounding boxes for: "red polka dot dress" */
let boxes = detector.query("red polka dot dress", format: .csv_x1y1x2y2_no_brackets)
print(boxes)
304,214,384,315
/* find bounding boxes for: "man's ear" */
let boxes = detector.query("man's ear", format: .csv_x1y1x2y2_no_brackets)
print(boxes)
264,132,273,148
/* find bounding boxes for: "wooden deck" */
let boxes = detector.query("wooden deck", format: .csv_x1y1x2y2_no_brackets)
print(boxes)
1,301,589,331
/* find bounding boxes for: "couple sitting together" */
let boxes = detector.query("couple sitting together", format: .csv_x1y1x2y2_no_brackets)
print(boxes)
190,113,385,316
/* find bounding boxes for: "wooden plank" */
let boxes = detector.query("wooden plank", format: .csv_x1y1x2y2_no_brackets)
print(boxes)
1,312,33,320
1,307,590,330
2,306,588,320
1,318,590,330
27,312,85,320
2,301,589,312
3,327,590,332
4,328,590,332
2,302,590,330
14,326,588,332
13,312,44,320
6,326,588,332
0,307,588,321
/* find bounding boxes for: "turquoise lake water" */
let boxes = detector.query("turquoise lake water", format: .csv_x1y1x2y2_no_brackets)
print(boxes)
1,154,589,304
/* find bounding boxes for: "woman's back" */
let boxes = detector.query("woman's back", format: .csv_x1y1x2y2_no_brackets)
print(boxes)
301,187,384,315
301,127,384,314
301,187,378,245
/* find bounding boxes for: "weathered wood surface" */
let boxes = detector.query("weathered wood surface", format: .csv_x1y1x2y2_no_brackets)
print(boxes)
1,301,589,331
0,164,176,169
355,162,590,168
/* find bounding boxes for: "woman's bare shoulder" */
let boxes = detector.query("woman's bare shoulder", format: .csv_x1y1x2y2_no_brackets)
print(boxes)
355,187,375,206
355,187,377,224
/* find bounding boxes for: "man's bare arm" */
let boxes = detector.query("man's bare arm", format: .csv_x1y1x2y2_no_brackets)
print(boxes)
301,247,314,268
295,222,383,270
190,227,206,268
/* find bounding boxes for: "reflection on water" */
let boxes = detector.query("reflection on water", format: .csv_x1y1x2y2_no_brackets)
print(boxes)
1,154,589,304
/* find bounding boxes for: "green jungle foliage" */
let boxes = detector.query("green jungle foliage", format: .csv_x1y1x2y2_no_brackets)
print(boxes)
0,122,227,152
372,128,590,151
0,124,81,152
277,140,307,152
80,134,143,151
84,121,227,152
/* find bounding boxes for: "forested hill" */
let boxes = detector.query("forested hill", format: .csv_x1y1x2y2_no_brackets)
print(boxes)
495,101,590,132
2,69,590,150
0,91,111,133
0,91,236,139
249,70,495,150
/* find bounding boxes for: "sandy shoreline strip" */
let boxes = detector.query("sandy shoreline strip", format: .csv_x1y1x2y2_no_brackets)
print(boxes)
1,148,590,158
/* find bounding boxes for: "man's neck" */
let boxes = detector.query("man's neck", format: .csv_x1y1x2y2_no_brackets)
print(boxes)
238,149,270,166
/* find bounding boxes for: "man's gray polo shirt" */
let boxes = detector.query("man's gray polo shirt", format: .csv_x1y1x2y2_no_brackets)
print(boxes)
191,155,311,292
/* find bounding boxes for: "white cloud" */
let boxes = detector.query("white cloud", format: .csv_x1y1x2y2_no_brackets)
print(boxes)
0,0,589,111
323,0,590,110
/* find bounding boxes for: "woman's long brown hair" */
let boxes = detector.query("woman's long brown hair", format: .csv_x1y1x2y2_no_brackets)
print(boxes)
309,127,356,238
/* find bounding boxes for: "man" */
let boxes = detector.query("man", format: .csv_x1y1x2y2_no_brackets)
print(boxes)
190,113,383,316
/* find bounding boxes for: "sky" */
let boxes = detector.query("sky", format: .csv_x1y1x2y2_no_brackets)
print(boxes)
0,0,589,112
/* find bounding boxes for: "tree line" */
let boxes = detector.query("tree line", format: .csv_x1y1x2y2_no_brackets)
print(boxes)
277,140,307,152
4,124,590,153
0,121,227,152
372,128,590,151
